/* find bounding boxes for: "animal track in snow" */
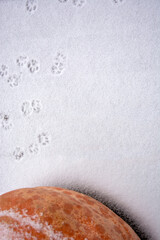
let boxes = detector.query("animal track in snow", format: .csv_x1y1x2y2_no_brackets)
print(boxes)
51,52,66,76
32,100,42,113
111,0,126,6
16,56,28,68
21,101,33,117
38,132,51,146
72,0,86,7
7,73,22,87
13,147,25,161
0,65,8,78
27,59,40,73
0,113,13,130
26,0,38,15
28,143,39,154
21,100,42,117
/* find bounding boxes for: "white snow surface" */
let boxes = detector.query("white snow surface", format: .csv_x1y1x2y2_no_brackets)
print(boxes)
0,0,160,239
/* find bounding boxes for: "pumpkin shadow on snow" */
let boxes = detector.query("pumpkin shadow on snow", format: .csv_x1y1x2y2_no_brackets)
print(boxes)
48,182,152,240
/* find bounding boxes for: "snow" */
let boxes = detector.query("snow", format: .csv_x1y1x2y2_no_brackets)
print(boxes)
0,0,160,239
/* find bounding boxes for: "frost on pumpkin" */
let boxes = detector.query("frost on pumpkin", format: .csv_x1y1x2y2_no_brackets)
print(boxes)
0,208,75,239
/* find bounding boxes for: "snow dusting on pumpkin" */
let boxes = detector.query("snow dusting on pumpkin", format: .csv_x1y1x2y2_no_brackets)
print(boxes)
0,187,140,239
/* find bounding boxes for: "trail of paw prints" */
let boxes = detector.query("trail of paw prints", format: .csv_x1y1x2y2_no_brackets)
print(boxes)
25,0,38,15
13,143,39,161
21,100,42,117
28,132,51,156
72,0,86,7
51,52,66,76
0,62,22,88
16,56,40,74
111,0,126,6
1,57,40,88
13,132,51,161
0,113,13,130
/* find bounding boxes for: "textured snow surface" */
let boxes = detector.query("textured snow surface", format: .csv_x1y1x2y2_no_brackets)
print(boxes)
0,0,160,239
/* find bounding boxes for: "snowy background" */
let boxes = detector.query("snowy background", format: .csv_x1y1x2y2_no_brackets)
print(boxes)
0,0,160,239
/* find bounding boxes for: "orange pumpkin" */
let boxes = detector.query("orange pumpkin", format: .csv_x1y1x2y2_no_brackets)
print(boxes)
0,187,140,239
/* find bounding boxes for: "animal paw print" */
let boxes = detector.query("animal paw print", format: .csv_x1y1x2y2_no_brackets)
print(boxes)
21,101,33,117
13,147,24,161
26,0,38,14
0,113,13,130
16,56,28,68
0,65,8,78
21,100,42,117
111,0,126,5
51,52,66,75
7,73,22,87
72,0,86,7
58,0,68,2
38,133,51,146
32,100,42,113
28,143,39,154
27,59,40,73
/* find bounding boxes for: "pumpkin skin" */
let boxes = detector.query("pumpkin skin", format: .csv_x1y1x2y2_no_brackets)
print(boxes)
0,187,140,240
